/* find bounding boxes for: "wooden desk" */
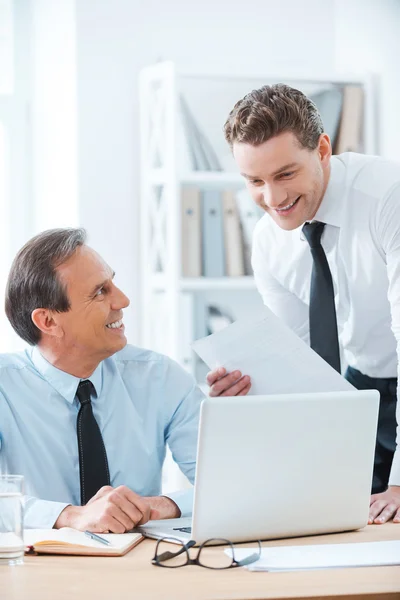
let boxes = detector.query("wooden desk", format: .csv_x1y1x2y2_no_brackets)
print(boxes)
2,524,400,600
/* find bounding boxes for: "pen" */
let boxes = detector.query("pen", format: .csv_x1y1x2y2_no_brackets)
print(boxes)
84,530,112,546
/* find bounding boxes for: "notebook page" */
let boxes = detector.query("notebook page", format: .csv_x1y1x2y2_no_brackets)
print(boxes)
192,306,353,395
24,528,141,550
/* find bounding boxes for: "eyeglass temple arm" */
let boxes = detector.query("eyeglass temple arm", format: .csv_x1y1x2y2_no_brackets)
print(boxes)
233,541,262,567
156,539,196,562
234,552,260,567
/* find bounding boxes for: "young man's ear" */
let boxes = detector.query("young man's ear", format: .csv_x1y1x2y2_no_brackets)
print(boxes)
318,133,332,167
31,309,64,338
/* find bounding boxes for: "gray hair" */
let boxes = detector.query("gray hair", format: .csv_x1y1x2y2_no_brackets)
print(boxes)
5,228,87,345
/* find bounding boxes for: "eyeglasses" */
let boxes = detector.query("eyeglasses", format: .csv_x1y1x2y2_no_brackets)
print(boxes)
152,537,262,570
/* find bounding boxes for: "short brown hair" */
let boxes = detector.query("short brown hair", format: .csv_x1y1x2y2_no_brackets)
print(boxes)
5,228,87,345
224,83,323,150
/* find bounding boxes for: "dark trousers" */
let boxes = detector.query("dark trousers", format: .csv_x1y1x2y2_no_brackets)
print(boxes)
345,365,398,494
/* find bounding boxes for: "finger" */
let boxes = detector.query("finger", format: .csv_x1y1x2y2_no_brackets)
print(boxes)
87,485,114,504
206,367,226,385
219,375,251,397
223,377,251,397
117,486,152,523
109,488,150,529
136,507,160,526
209,370,243,397
237,382,252,396
93,514,126,534
368,500,389,523
373,503,398,524
113,494,145,528
393,508,400,523
105,501,143,531
369,492,383,505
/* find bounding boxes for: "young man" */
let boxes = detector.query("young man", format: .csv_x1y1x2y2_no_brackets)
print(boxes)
0,228,203,531
207,84,400,525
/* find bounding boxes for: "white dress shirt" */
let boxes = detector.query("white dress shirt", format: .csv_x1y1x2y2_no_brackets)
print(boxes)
251,152,400,485
0,344,204,528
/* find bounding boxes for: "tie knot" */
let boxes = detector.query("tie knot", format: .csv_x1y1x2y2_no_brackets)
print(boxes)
76,380,95,406
302,221,325,248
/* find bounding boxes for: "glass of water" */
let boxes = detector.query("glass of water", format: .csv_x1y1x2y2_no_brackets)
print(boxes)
0,475,24,566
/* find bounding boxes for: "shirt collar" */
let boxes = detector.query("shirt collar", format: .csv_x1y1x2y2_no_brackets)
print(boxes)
312,155,346,228
30,346,103,404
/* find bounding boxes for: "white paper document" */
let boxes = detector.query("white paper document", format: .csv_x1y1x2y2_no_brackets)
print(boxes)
226,540,400,572
192,306,353,395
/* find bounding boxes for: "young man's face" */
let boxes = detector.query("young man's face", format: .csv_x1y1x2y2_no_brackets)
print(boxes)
54,245,130,362
233,131,331,231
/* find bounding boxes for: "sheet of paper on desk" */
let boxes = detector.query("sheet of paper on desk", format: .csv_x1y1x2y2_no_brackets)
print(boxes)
192,306,353,395
226,540,400,571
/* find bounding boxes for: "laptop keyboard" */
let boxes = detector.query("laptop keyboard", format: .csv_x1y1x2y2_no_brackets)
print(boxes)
172,527,192,533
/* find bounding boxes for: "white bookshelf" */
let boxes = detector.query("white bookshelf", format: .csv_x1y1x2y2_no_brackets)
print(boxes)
139,61,378,377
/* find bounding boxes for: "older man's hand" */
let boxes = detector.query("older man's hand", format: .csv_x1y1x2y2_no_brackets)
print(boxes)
54,485,178,533
206,367,251,397
369,486,400,524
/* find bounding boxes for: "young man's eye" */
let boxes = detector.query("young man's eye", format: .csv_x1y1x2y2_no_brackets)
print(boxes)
249,179,263,186
280,171,294,178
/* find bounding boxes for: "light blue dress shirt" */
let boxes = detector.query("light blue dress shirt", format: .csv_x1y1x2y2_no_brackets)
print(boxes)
0,344,204,528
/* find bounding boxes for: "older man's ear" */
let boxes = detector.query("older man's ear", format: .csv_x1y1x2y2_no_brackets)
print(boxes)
31,308,64,339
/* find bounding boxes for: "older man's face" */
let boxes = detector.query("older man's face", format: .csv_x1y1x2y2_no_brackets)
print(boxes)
55,245,130,362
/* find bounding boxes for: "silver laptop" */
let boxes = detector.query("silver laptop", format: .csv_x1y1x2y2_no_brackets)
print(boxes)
138,390,379,545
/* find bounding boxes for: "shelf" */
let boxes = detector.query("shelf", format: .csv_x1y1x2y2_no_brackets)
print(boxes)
151,275,256,292
181,277,256,291
147,169,245,188
180,70,372,87
180,171,245,188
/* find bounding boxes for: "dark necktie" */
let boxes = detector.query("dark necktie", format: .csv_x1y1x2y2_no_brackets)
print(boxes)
302,221,341,373
76,380,110,505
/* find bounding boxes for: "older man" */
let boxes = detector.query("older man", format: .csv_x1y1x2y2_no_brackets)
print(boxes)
0,228,203,531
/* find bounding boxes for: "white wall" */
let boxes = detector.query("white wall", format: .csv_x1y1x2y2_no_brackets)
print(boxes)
76,0,336,343
334,0,400,160
31,0,78,231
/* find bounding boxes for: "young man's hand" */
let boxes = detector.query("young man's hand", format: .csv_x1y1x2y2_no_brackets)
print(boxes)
369,486,400,524
206,367,251,397
54,485,179,532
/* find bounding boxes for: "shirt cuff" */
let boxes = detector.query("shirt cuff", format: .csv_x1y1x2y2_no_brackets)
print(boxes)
164,488,194,517
23,496,70,529
388,448,400,487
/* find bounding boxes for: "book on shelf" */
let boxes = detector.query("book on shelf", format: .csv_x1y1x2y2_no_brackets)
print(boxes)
311,87,343,149
179,95,222,171
181,187,260,278
235,188,263,276
222,190,245,277
201,189,225,277
333,85,364,154
24,528,143,556
181,187,202,277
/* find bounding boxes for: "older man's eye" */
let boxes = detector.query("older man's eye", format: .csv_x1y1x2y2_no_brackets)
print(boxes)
95,287,105,297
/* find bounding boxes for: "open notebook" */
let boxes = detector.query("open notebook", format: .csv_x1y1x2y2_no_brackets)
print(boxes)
24,528,143,556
